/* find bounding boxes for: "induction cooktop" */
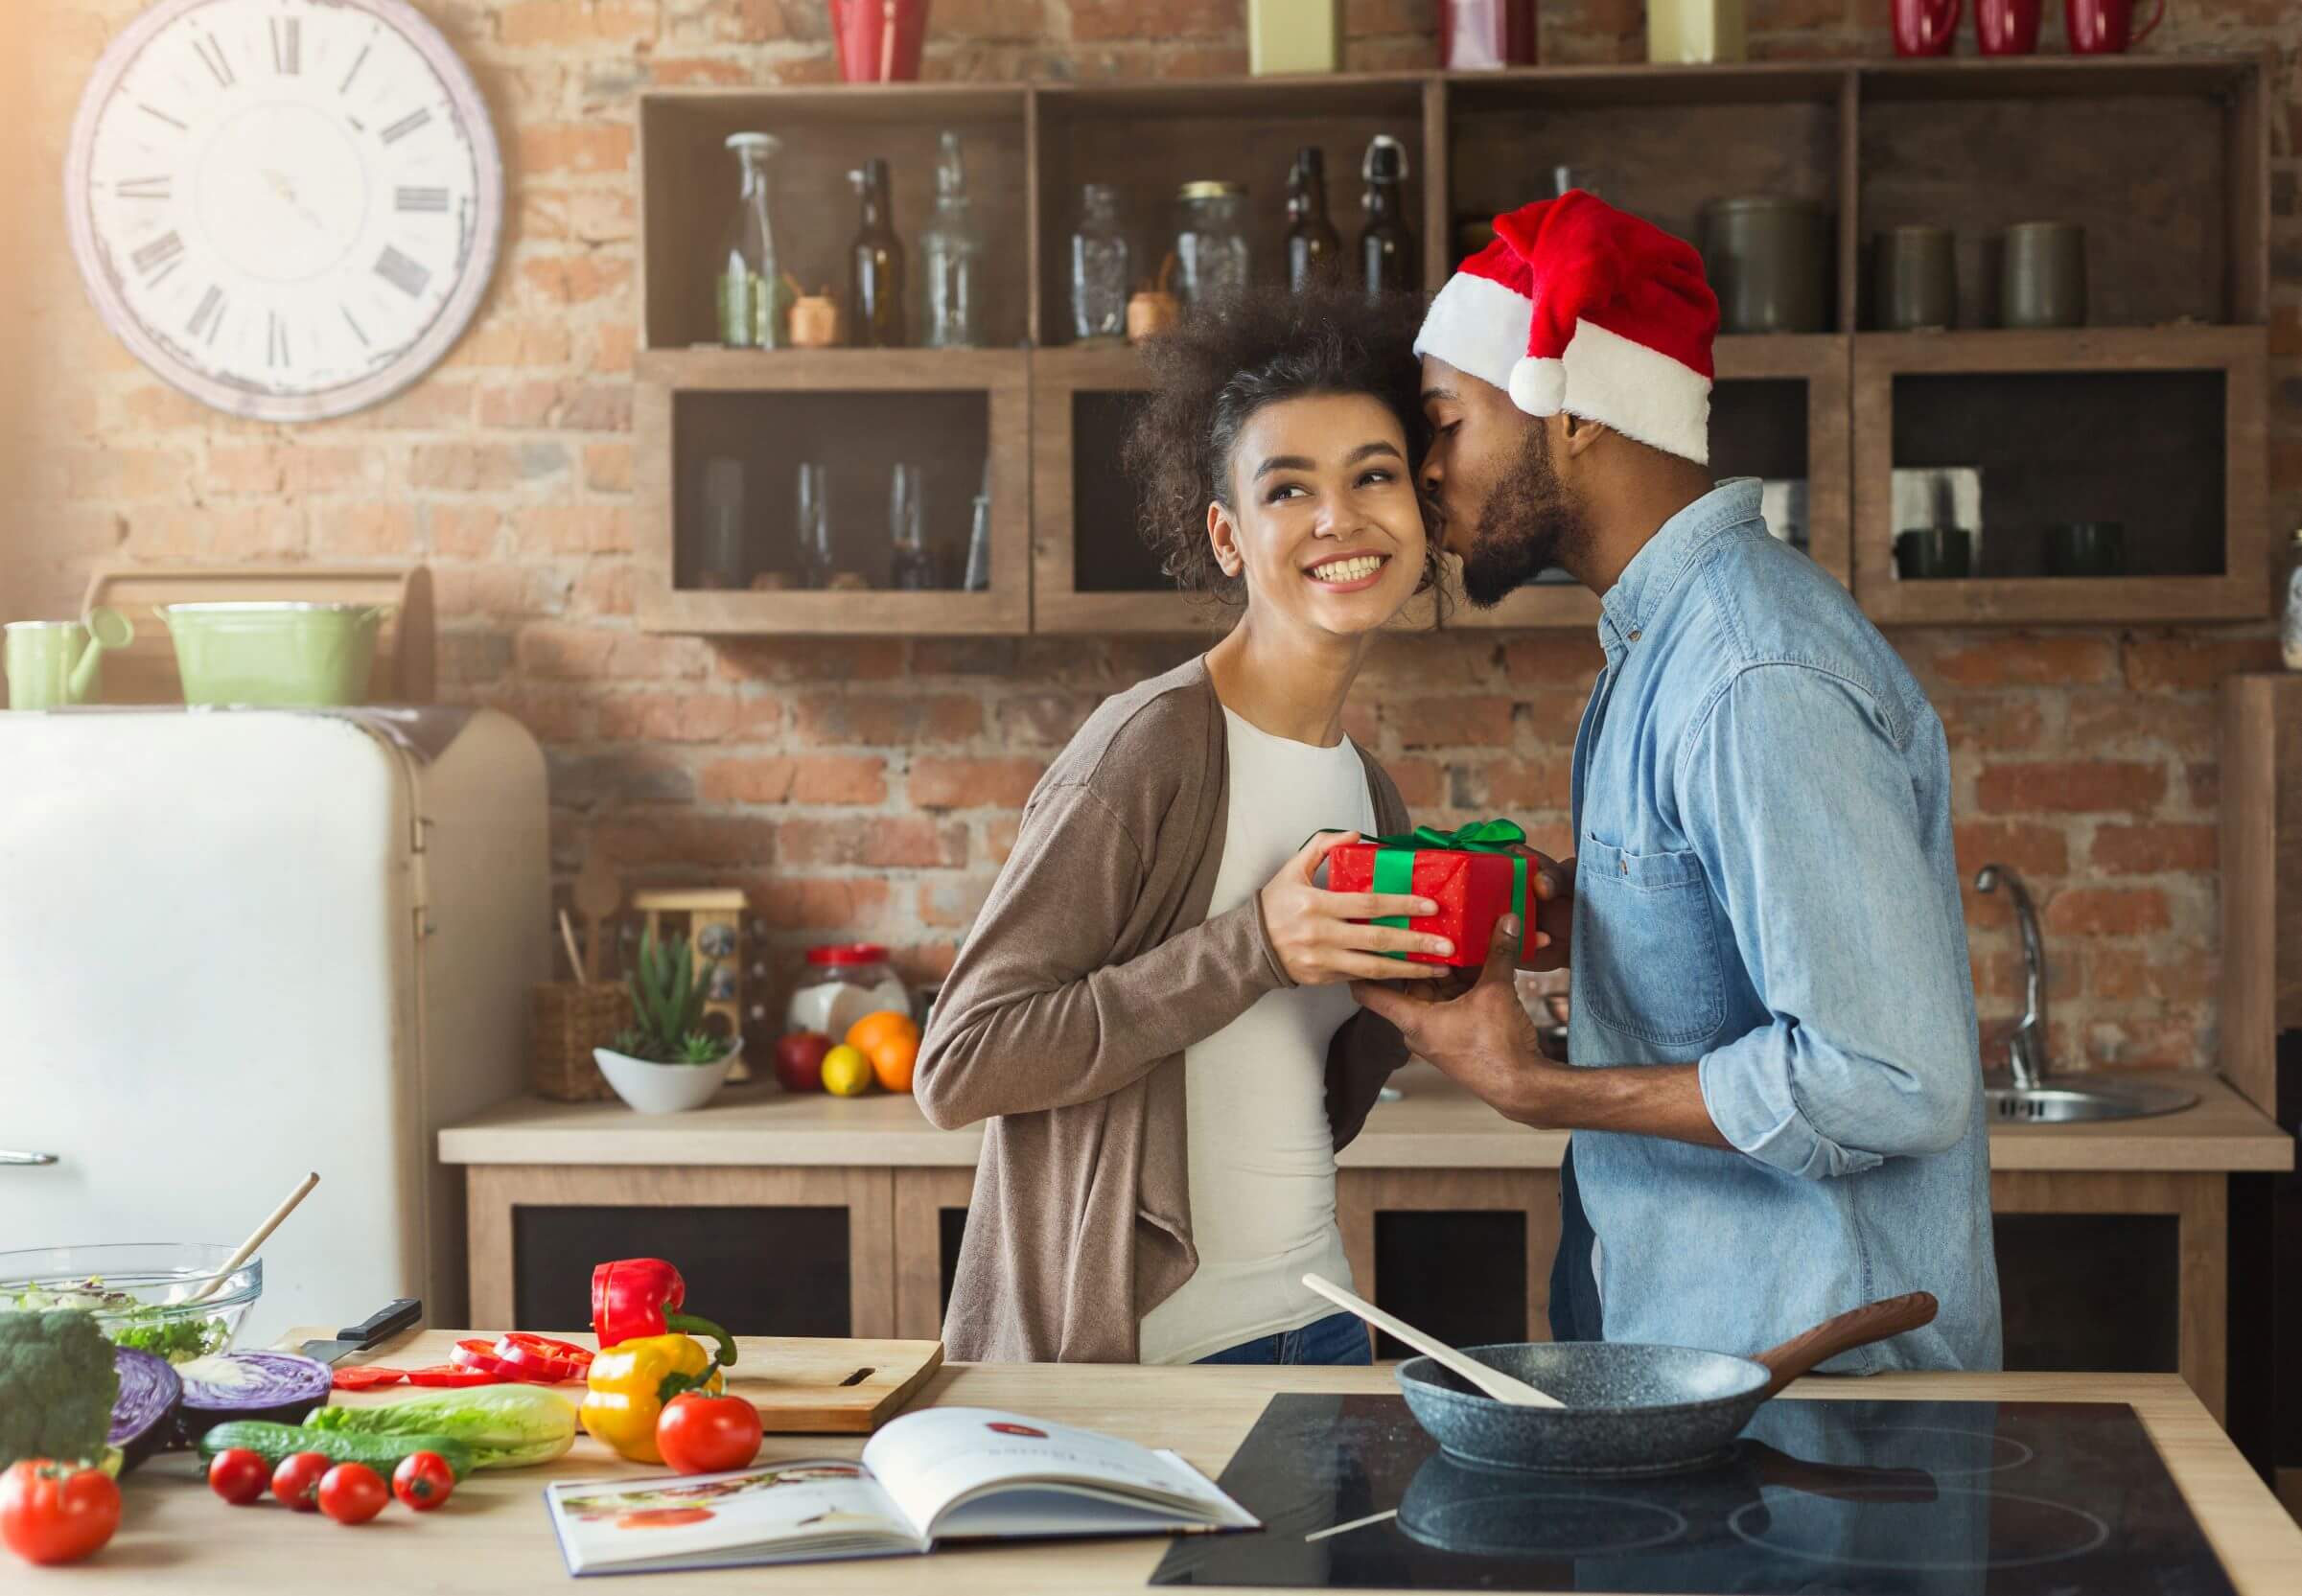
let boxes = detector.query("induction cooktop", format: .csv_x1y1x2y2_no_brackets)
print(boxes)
1150,1396,2236,1595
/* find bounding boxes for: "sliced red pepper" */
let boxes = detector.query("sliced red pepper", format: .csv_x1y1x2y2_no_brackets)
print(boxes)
406,1364,501,1388
490,1332,593,1384
330,1366,409,1392
449,1338,519,1378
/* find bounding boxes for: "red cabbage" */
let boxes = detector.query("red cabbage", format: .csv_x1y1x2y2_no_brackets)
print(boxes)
172,1352,332,1443
108,1346,183,1472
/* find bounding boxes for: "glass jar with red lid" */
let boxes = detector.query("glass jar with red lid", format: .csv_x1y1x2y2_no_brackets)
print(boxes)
786,943,911,1040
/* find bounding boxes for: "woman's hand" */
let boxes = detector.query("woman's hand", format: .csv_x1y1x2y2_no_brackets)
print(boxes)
1258,831,1454,986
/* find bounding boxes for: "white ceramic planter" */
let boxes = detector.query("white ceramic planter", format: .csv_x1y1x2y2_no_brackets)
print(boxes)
593,1039,739,1115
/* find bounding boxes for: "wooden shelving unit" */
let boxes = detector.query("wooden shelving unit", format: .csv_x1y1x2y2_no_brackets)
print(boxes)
632,54,2269,636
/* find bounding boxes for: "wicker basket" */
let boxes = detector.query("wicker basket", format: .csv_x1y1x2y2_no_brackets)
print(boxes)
529,982,635,1102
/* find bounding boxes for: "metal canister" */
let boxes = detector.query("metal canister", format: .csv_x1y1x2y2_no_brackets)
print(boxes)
1699,195,1829,335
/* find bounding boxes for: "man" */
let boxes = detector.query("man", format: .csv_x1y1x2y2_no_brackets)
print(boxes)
1355,192,2001,1371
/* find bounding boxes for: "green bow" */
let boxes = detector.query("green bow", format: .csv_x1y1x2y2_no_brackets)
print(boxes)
1364,819,1528,958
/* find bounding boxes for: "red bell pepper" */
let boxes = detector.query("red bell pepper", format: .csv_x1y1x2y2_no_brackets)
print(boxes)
590,1259,736,1368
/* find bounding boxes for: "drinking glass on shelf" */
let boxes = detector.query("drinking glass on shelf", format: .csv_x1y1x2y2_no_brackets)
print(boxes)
796,463,833,590
963,494,992,592
890,463,937,590
698,457,749,590
1550,165,1616,200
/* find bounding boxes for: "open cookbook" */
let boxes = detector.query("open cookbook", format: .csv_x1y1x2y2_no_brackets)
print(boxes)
543,1406,1260,1576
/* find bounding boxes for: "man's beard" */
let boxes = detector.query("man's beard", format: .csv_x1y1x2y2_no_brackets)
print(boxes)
1457,424,1591,609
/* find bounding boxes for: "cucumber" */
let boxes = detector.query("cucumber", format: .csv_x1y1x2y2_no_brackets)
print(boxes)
195,1421,477,1480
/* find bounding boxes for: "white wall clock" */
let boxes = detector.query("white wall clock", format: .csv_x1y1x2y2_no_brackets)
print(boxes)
64,0,503,422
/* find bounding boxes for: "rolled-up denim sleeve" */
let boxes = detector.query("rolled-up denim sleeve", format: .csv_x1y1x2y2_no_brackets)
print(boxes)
1679,665,1977,1180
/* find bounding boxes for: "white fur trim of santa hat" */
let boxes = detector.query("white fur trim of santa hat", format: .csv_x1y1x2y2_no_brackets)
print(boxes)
1516,321,1709,466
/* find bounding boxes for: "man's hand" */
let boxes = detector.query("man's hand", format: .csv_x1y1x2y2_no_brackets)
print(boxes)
1520,849,1574,974
1351,910,1567,1126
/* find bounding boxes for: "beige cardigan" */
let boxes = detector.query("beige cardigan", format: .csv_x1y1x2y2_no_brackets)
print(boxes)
914,657,1411,1362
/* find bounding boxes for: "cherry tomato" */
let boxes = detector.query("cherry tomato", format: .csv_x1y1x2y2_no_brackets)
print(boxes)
271,1452,331,1512
317,1463,389,1525
0,1459,121,1566
330,1366,408,1392
391,1451,455,1513
490,1332,593,1384
448,1338,519,1378
207,1447,269,1506
655,1393,763,1475
406,1363,500,1388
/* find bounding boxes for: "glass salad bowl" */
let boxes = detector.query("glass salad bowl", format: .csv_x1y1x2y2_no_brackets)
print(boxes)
0,1243,264,1363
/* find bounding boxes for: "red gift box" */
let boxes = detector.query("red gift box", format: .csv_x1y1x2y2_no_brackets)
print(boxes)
1327,821,1529,969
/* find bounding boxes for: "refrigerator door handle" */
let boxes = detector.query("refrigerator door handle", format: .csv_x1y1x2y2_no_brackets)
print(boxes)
0,1149,60,1166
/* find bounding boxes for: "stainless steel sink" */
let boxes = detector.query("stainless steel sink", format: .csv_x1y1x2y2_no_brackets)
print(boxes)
1984,1074,2198,1123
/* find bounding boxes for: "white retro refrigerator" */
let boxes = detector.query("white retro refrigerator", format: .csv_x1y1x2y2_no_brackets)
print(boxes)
0,707,548,1345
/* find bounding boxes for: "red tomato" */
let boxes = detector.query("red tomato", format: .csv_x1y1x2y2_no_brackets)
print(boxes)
271,1452,331,1512
316,1464,389,1525
207,1448,269,1505
331,1366,409,1392
448,1338,519,1378
406,1363,500,1388
0,1460,121,1566
391,1451,455,1513
656,1393,764,1475
490,1332,593,1384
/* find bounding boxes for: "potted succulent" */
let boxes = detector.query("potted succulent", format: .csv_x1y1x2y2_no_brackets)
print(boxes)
593,928,742,1114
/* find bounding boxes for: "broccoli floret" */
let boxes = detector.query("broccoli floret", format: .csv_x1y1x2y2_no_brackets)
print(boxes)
0,1310,120,1469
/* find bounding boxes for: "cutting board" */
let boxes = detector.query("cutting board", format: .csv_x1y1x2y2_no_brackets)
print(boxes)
283,1329,945,1435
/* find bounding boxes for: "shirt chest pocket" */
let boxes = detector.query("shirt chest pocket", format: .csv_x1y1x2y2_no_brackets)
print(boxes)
1575,835,1726,1049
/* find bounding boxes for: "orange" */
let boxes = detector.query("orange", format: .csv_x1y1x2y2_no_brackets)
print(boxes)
845,1009,918,1057
820,1045,873,1098
868,1033,918,1094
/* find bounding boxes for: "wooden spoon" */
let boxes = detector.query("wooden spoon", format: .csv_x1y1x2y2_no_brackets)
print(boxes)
1304,1273,1565,1409
571,842,620,983
187,1172,320,1305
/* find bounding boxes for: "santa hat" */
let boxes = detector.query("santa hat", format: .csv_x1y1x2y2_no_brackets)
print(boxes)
1413,191,1718,465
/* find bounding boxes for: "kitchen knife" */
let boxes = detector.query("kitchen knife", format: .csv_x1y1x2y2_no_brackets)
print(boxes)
299,1298,423,1366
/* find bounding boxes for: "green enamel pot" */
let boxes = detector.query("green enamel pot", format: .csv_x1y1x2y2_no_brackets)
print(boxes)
155,602,390,706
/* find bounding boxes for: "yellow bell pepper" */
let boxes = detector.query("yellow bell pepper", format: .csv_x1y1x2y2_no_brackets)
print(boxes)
579,1331,725,1464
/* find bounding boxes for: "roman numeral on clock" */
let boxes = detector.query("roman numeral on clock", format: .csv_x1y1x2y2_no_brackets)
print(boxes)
396,186,451,213
194,33,234,88
270,17,300,75
131,230,184,280
115,175,173,200
267,311,290,368
375,245,430,298
380,107,431,145
188,285,225,344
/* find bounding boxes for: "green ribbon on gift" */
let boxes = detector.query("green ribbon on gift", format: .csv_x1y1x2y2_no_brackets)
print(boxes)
1366,819,1529,959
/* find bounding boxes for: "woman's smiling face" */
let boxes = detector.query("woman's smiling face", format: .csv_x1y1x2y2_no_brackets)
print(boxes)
1207,391,1428,638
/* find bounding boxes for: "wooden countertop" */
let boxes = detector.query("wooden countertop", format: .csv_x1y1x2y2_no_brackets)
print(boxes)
61,1329,2302,1595
439,1063,2294,1173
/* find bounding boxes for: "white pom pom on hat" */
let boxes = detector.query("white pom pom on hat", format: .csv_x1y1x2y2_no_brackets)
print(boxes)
1413,190,1720,466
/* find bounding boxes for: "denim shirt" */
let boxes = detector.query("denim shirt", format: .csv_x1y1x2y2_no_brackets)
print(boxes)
1567,478,2002,1372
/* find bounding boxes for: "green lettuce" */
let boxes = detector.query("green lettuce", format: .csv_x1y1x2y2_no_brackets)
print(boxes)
302,1383,577,1469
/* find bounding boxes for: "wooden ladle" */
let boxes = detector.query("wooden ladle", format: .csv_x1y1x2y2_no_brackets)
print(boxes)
1304,1273,1565,1409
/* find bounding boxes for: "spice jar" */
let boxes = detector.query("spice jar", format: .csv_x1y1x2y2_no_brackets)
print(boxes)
1175,181,1250,308
788,281,840,348
787,944,912,1040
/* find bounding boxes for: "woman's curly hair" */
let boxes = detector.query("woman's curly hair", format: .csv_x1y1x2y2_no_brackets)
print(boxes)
1120,286,1437,612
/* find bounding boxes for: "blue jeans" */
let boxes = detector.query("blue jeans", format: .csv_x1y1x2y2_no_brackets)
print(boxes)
1193,1310,1372,1366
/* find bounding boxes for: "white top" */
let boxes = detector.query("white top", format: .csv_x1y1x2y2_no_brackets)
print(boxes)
1137,706,1377,1365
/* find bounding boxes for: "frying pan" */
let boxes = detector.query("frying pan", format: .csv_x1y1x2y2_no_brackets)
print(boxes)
1395,1291,1938,1475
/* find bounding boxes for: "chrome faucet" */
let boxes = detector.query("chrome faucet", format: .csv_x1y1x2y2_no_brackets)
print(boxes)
1974,864,2046,1089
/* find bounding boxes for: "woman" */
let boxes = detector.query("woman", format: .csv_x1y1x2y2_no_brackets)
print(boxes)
915,289,1455,1365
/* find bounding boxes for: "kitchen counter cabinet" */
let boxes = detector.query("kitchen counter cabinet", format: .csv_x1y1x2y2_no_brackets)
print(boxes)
443,1066,2291,1425
65,1340,2302,1595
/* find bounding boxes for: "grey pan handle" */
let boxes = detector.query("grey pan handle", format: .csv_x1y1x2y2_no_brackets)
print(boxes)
0,1150,59,1166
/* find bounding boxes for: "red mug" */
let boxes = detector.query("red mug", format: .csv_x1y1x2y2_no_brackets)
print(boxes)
830,0,928,82
2065,0,2163,53
1893,0,1963,56
1976,0,2041,53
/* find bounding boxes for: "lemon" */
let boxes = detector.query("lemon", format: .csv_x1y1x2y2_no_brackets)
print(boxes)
821,1044,874,1097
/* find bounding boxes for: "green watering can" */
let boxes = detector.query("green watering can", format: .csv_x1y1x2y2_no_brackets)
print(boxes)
3,607,133,710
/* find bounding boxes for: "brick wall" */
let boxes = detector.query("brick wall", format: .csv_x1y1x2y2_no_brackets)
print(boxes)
5,1,2298,1068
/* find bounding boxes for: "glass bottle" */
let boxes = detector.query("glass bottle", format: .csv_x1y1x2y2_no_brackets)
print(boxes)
796,463,834,590
848,158,906,348
1070,183,1131,343
1359,134,1417,296
889,464,938,590
1285,148,1342,292
919,131,984,349
962,493,993,591
1176,181,1250,309
2283,526,2302,672
715,132,784,348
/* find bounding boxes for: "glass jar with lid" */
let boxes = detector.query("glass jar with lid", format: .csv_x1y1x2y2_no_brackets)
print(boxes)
786,943,912,1041
1175,180,1250,308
